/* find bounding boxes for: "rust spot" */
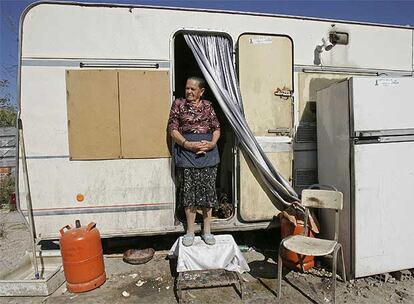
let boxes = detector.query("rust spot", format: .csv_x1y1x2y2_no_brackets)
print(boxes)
307,196,325,208
308,197,321,203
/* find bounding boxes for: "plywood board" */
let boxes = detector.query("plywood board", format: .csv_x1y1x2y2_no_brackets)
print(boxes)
66,70,121,160
238,34,293,136
118,70,171,158
239,151,292,221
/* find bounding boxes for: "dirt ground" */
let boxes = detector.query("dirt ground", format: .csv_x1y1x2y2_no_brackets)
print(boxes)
0,209,32,277
1,209,413,304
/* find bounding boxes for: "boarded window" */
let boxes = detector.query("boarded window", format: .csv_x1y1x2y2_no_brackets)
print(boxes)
66,69,171,160
119,70,171,158
66,70,121,160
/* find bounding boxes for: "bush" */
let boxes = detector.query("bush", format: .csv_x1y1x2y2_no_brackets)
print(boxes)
0,109,17,127
0,175,15,207
1,79,17,128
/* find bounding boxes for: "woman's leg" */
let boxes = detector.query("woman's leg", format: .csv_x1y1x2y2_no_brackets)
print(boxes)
201,208,215,245
185,207,196,235
202,208,212,235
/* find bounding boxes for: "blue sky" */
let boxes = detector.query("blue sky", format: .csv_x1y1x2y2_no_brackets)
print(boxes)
1,0,414,105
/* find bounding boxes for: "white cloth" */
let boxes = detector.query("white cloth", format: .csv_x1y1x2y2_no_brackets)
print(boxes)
168,235,250,274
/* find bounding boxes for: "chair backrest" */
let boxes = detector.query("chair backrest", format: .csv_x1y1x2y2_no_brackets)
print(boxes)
301,189,343,210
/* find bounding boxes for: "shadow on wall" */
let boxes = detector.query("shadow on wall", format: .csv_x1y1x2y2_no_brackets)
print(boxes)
300,77,347,125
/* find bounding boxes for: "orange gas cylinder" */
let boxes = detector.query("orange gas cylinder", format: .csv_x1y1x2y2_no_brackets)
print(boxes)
280,217,315,271
59,220,106,293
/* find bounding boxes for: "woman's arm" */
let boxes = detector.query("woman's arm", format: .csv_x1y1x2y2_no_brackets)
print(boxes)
199,129,220,152
170,129,204,153
170,129,187,147
211,129,220,146
199,101,221,152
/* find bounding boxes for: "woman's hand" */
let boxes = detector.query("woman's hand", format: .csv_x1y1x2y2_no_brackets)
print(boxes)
183,140,216,154
184,141,205,153
199,140,216,152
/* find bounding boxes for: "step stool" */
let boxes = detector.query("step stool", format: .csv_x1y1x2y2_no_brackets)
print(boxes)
175,269,244,303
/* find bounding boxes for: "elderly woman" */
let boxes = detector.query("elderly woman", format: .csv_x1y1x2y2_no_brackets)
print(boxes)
168,76,221,247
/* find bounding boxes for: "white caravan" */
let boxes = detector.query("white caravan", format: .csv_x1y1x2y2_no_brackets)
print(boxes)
17,2,413,243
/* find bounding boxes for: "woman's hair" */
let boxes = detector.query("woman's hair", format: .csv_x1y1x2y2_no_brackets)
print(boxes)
187,76,206,89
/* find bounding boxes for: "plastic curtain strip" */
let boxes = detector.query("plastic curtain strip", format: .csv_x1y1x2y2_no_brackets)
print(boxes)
184,34,299,206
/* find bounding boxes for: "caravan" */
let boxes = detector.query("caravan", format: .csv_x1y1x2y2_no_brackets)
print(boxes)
17,2,413,246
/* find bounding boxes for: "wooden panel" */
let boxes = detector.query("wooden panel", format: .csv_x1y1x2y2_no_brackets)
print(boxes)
238,34,293,136
66,70,121,160
119,70,171,158
239,151,292,221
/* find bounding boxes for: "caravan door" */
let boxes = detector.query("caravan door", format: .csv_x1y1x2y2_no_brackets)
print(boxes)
237,34,294,221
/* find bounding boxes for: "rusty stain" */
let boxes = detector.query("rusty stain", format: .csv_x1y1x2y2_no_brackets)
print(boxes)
308,197,321,203
307,196,326,207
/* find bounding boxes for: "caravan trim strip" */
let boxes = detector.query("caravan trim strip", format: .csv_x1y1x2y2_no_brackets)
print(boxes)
21,202,173,216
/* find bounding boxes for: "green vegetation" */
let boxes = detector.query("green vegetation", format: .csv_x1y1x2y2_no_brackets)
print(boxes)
0,79,16,207
0,175,14,207
0,79,17,128
0,109,16,128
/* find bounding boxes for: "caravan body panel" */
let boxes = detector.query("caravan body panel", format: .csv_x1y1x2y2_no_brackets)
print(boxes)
22,4,412,70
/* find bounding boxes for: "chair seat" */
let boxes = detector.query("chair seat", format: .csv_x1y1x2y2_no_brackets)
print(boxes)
283,235,337,256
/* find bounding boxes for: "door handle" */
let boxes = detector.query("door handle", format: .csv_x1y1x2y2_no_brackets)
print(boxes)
268,128,292,136
274,87,293,99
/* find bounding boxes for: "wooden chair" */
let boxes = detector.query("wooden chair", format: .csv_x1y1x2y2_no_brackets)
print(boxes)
277,187,346,303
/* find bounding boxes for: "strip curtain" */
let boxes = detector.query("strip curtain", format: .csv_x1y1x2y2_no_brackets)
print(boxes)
184,34,299,206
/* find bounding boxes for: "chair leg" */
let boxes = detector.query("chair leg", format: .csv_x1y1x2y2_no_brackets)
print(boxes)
339,245,347,282
278,243,284,300
332,245,340,304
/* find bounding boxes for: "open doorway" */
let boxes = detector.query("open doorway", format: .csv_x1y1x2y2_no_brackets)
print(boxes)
173,32,235,222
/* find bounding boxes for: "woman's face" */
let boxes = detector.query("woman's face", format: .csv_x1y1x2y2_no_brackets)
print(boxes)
185,79,205,102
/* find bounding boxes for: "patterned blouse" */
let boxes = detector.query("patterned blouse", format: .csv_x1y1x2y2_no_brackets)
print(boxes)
168,98,220,134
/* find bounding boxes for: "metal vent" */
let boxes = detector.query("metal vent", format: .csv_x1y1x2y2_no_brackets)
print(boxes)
294,169,318,188
296,123,317,143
